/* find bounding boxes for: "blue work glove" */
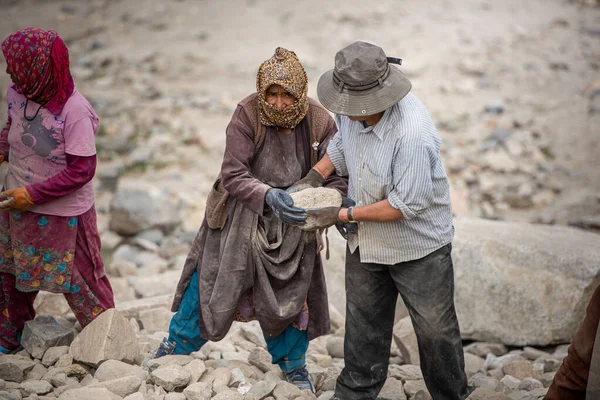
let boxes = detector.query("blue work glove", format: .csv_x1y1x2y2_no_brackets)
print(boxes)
265,188,307,225
335,197,358,239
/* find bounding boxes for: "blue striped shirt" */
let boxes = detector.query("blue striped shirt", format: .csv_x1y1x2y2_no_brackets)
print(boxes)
327,93,454,265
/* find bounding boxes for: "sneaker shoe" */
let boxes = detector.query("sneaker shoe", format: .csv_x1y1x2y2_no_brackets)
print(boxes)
141,338,175,369
284,365,314,392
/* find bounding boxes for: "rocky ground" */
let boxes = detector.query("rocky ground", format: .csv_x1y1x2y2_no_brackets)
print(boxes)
0,309,569,400
0,0,599,399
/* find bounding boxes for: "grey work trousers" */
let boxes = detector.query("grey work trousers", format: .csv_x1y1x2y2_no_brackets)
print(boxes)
334,244,471,400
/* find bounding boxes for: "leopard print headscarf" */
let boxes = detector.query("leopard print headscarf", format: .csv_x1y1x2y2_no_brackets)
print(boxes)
256,47,309,129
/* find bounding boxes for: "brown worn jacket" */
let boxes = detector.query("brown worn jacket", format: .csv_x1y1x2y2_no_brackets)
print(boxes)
545,284,600,400
171,94,347,341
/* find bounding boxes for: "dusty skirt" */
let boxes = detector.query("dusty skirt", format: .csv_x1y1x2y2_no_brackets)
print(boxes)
0,207,105,293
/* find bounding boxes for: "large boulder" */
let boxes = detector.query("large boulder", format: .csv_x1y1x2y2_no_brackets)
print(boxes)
69,309,139,367
453,217,600,346
109,182,182,236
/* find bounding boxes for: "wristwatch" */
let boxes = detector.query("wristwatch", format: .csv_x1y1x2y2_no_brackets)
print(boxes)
347,207,358,223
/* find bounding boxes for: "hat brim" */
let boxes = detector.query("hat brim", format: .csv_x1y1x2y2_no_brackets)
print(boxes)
317,67,412,116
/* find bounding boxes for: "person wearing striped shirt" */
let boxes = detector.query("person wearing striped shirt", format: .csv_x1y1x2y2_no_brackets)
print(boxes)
288,41,471,400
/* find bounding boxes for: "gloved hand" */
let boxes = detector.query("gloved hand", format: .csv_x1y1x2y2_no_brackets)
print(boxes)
304,206,341,231
265,188,307,225
0,188,34,212
286,169,325,194
335,197,358,239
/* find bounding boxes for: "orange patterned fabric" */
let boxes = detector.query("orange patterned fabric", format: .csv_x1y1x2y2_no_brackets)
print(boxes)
256,47,309,129
1,28,74,115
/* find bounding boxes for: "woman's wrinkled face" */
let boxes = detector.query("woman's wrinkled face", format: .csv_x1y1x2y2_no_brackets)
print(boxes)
265,84,296,110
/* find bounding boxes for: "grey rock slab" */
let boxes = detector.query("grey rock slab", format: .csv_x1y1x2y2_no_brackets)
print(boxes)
182,381,212,400
21,316,75,360
41,346,70,368
145,355,193,372
58,387,123,400
272,380,301,399
150,364,190,391
522,347,552,361
518,377,544,391
123,394,145,400
464,342,508,358
502,360,536,380
316,392,334,400
0,390,21,400
403,379,428,398
464,353,486,378
453,218,600,346
211,389,244,400
466,388,512,400
377,377,407,400
165,393,186,400
95,359,147,382
249,348,279,373
325,337,344,359
240,322,268,348
89,376,143,398
127,271,181,299
69,309,139,367
139,308,174,334
497,375,521,395
392,317,420,365
21,379,53,395
25,363,48,381
468,372,499,389
0,357,36,383
210,367,231,388
246,380,277,400
184,359,207,384
109,184,182,235
388,364,423,383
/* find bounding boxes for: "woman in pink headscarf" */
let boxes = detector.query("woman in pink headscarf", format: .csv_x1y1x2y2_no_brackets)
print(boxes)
0,28,114,353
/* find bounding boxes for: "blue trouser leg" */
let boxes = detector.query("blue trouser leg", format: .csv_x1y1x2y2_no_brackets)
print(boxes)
168,269,309,365
265,325,309,372
168,270,208,355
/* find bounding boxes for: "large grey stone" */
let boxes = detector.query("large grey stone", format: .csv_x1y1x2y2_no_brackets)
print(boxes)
58,387,123,400
0,356,36,383
21,379,53,395
249,347,279,373
378,377,407,400
109,184,182,235
150,364,191,391
94,360,147,382
41,346,70,367
89,375,142,397
127,271,181,298
21,315,75,360
388,364,423,383
246,380,277,400
139,307,174,333
453,218,600,345
69,309,139,367
183,382,212,400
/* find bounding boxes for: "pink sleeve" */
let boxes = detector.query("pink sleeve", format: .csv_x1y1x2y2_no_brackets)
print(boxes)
26,154,96,205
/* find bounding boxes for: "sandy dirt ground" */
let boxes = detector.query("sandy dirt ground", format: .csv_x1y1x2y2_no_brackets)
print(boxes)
0,0,599,228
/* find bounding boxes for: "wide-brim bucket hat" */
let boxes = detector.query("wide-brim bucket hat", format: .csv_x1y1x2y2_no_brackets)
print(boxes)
317,41,412,116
